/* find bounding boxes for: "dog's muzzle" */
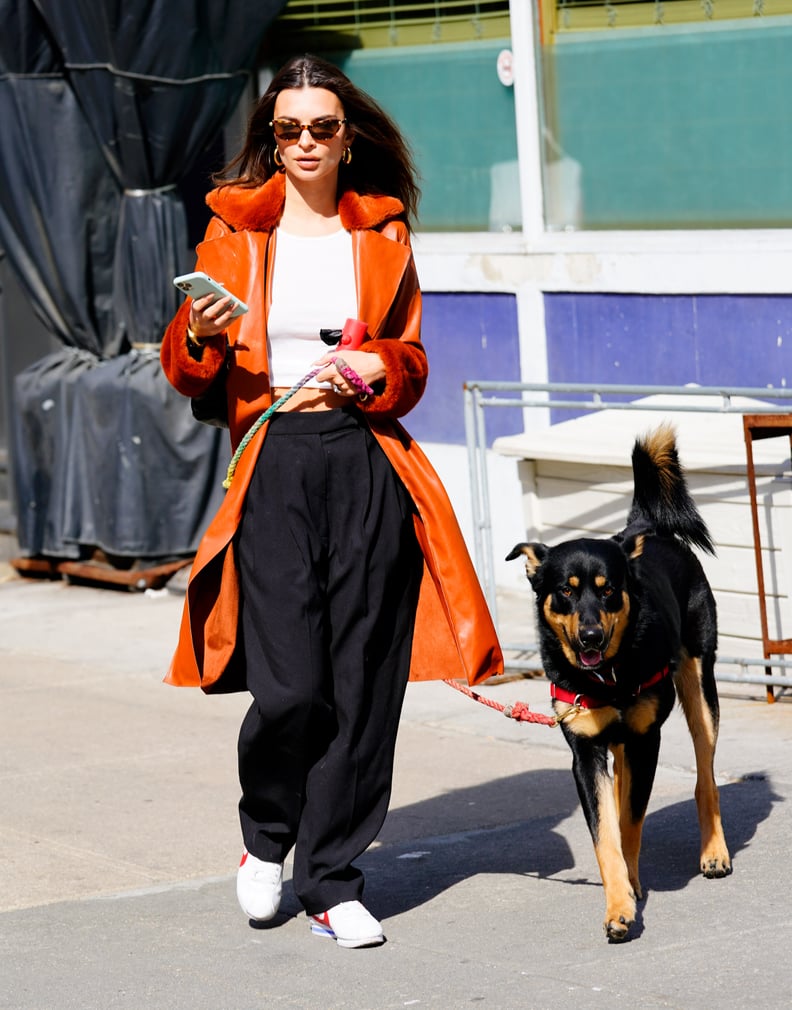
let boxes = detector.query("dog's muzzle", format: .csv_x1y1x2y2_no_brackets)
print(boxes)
577,625,606,668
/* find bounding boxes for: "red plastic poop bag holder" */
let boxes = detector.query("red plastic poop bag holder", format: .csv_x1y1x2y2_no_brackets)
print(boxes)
320,317,369,351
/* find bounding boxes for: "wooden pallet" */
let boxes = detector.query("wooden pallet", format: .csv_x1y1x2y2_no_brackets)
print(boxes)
10,555,193,591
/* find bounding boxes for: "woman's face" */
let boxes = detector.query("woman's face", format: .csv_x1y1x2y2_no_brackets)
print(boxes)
271,86,350,186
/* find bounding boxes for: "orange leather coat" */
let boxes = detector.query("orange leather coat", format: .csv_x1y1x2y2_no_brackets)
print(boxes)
160,174,503,692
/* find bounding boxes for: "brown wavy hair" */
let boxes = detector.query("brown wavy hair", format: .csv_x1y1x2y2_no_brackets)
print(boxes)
215,54,420,230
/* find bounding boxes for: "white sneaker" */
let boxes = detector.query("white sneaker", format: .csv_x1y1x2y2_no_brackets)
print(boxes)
236,850,283,921
309,901,385,948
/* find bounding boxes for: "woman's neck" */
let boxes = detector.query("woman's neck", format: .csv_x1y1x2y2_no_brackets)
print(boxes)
280,174,342,236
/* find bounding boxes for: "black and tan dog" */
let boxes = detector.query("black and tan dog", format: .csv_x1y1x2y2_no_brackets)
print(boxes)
507,423,731,941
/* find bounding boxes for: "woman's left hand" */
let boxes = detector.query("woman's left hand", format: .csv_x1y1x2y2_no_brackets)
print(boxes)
313,349,385,396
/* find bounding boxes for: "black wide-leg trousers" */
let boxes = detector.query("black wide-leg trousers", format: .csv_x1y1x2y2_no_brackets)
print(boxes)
236,407,423,915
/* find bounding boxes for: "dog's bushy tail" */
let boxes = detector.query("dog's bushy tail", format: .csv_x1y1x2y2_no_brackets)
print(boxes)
627,423,715,554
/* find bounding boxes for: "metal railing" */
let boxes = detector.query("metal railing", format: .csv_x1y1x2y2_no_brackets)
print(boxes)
463,381,792,692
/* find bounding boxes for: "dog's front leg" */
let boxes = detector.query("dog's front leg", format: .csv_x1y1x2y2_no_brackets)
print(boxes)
611,743,640,895
616,726,662,902
569,737,636,941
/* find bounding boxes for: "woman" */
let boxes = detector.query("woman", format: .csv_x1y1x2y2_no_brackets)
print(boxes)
161,54,503,949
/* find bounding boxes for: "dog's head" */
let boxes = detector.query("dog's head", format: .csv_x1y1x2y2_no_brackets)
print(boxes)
506,534,644,673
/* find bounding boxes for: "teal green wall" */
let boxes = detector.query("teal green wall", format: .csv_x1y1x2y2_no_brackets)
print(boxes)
547,24,792,228
336,42,519,231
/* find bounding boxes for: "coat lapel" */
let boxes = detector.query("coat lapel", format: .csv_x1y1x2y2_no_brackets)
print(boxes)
353,229,411,338
195,230,271,325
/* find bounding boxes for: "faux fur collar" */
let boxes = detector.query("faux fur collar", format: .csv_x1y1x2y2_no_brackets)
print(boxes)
205,172,405,232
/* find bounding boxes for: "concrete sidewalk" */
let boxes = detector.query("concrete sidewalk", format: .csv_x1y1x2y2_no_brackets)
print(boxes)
1,572,791,1010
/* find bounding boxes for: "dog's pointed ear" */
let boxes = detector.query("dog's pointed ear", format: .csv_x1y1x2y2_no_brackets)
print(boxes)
506,542,548,581
620,532,645,560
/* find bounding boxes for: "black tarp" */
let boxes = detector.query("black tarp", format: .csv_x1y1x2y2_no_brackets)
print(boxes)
0,0,286,559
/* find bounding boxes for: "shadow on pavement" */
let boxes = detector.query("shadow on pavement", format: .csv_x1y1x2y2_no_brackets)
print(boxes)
640,772,780,893
284,766,778,923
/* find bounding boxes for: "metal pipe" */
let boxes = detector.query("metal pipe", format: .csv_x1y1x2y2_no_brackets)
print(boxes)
479,396,792,416
466,379,792,400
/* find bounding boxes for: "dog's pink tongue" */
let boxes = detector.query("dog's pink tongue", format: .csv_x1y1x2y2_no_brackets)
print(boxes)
580,650,603,667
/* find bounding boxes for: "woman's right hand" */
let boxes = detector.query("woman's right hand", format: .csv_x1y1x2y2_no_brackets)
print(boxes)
188,293,238,340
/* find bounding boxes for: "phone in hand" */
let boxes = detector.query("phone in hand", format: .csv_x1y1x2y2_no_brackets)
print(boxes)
173,272,248,319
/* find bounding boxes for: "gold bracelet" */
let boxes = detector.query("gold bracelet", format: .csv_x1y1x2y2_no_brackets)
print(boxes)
186,325,203,345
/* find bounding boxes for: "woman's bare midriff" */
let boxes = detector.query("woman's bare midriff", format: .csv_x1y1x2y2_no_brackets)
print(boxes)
271,386,351,412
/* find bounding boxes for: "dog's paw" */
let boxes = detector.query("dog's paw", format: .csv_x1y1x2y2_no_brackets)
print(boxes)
700,836,731,878
603,894,636,942
701,853,732,878
604,913,634,942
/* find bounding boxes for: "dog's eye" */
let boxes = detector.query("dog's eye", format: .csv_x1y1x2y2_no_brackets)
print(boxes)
560,586,573,598
601,585,614,599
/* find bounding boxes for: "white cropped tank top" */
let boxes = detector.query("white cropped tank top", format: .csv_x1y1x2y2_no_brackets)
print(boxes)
267,228,357,388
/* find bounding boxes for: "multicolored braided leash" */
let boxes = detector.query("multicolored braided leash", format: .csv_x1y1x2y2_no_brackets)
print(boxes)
223,318,372,490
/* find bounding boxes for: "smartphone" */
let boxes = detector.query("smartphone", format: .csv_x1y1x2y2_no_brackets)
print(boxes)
172,272,248,319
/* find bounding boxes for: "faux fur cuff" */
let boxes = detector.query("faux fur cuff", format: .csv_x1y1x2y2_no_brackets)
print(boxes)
358,340,427,419
160,301,226,398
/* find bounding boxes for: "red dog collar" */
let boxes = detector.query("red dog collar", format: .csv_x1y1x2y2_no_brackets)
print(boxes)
551,665,671,710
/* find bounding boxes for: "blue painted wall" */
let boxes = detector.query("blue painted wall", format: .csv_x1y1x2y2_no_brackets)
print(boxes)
406,292,523,446
544,292,792,417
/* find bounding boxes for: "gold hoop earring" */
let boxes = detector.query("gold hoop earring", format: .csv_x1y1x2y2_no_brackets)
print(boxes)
342,146,352,166
273,147,284,170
